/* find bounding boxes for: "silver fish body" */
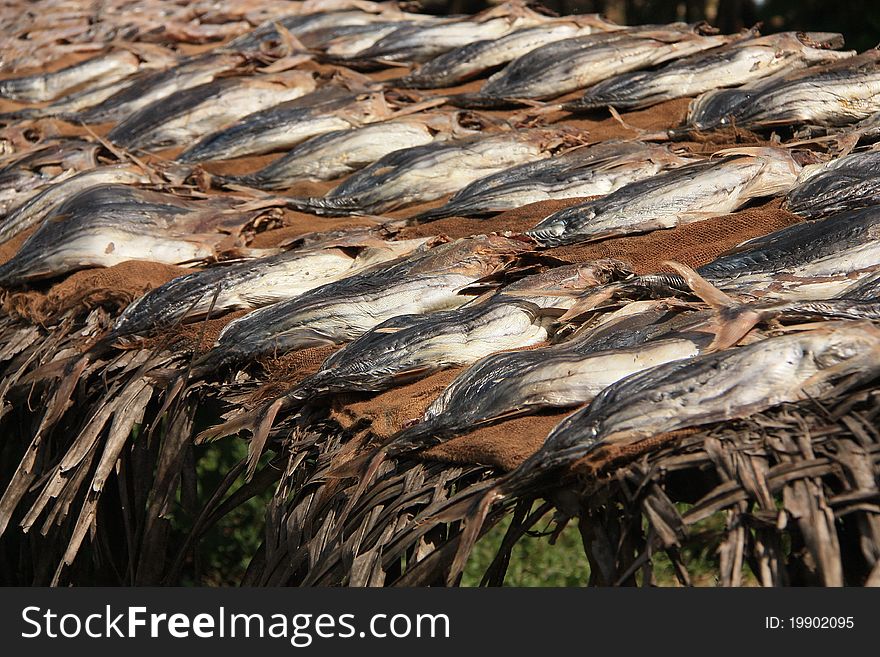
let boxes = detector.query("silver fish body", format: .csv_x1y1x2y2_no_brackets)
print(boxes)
700,204,880,300
0,139,100,218
567,31,851,111
388,330,707,456
417,141,693,221
74,53,245,125
301,129,567,215
0,50,141,102
111,236,430,339
685,50,880,132
107,71,316,152
0,184,260,286
196,235,530,373
528,149,800,247
234,119,437,190
287,261,625,399
0,164,150,245
177,87,390,163
469,25,729,104
519,324,880,487
784,150,880,219
353,7,547,63
400,17,618,89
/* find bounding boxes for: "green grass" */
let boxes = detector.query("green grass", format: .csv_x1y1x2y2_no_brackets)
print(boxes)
462,517,589,587
462,505,756,587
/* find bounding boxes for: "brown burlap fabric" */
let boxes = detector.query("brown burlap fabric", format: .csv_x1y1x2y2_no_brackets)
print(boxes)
3,260,191,323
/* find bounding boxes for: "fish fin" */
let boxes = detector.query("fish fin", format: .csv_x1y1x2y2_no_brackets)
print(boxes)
663,261,760,350
558,285,621,322
663,261,736,310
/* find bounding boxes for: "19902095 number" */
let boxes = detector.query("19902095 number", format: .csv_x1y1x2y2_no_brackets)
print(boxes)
790,617,854,629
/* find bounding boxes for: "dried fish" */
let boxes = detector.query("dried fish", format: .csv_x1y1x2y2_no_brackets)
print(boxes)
400,16,620,89
521,323,880,477
279,261,625,402
684,49,880,132
352,4,549,64
192,235,532,375
0,50,141,102
0,164,150,245
110,234,430,340
0,184,268,286
784,150,880,219
565,31,851,111
177,87,395,163
528,148,800,246
107,71,316,152
74,52,246,125
699,204,880,300
416,141,694,221
297,128,573,215
461,24,729,106
230,118,440,190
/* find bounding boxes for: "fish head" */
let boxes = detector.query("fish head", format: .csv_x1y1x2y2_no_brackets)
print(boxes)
809,322,880,371
502,260,632,298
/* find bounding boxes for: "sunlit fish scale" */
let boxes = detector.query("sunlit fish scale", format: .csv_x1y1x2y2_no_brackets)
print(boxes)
110,235,431,340
0,164,150,246
466,24,729,105
565,31,852,112
399,16,620,89
528,148,800,247
0,50,142,102
107,71,316,152
73,52,245,125
416,141,694,221
515,324,880,488
352,4,550,64
282,261,627,400
685,49,880,132
699,205,880,300
194,234,531,374
230,119,437,191
0,184,265,287
299,129,570,216
177,87,393,163
784,150,880,219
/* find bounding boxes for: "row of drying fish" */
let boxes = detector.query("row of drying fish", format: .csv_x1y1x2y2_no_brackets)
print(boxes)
6,142,880,288
3,4,880,169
